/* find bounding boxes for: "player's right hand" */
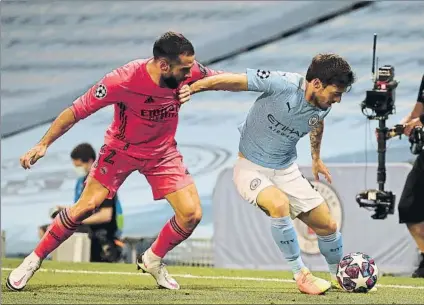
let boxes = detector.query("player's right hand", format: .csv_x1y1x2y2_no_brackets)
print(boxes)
20,143,48,169
178,84,191,104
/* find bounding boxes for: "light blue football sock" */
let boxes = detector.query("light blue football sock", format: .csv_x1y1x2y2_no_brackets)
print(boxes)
270,216,305,275
317,231,343,276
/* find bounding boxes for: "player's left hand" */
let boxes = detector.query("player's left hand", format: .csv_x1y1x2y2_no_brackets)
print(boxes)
312,159,332,184
178,84,191,104
404,117,423,136
20,143,48,169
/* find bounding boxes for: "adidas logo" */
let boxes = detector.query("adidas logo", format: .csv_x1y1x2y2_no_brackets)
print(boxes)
144,96,154,103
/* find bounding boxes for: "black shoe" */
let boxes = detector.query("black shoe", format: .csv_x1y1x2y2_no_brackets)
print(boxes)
412,253,424,278
412,268,424,278
136,252,145,272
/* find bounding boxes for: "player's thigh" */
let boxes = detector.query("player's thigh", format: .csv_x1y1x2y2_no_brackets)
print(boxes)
71,176,110,220
144,154,201,224
233,157,290,217
144,153,194,200
72,145,135,219
272,164,325,220
89,144,136,199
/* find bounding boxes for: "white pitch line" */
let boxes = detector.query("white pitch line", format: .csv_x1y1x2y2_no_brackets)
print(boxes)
2,268,424,290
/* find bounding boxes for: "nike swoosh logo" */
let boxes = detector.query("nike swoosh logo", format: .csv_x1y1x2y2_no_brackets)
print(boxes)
13,274,26,287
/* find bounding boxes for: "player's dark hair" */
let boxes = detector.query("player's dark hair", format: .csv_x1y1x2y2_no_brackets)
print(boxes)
306,53,355,90
153,31,195,62
70,143,96,162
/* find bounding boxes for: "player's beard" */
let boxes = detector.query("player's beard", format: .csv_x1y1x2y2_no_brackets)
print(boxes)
311,92,328,110
161,75,180,89
310,92,320,108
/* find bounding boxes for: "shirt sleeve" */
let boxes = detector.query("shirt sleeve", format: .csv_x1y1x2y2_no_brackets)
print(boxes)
237,121,245,134
71,72,124,121
189,61,224,82
417,74,424,104
246,69,298,94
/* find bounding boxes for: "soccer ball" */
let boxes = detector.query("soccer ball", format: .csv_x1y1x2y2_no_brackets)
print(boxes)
336,252,379,293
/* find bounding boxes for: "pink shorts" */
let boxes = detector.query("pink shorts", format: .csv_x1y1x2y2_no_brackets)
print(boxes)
89,144,194,200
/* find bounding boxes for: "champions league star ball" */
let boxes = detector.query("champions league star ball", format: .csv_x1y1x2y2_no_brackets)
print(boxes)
336,252,379,293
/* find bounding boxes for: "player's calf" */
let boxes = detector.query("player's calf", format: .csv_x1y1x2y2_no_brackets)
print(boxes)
137,211,199,290
312,217,342,277
317,230,343,280
6,177,109,291
314,219,343,281
271,217,335,295
6,206,80,292
149,212,200,260
138,184,202,289
298,202,343,281
256,186,309,278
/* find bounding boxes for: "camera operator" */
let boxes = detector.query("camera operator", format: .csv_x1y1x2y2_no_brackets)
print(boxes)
396,74,424,278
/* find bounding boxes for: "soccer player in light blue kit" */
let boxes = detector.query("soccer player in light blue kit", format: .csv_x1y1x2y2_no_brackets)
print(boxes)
186,54,357,295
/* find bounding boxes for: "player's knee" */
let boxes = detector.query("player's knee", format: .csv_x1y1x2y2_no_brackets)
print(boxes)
267,204,290,218
84,199,99,213
73,200,96,218
327,220,338,234
315,219,338,236
186,208,203,229
178,206,202,231
70,197,103,221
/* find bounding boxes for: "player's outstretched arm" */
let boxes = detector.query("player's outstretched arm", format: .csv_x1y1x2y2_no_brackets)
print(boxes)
20,108,77,169
189,73,248,94
189,69,291,96
40,108,77,147
20,73,122,170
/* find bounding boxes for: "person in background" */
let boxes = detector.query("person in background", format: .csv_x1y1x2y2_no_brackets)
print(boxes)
395,75,424,278
38,143,124,263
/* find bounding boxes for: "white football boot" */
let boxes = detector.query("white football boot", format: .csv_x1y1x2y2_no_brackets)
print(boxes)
6,252,42,291
136,250,180,290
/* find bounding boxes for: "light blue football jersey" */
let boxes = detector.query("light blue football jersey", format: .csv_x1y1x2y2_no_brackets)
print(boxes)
238,69,332,169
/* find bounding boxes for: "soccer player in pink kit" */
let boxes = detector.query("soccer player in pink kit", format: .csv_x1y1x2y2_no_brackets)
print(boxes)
7,32,220,291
